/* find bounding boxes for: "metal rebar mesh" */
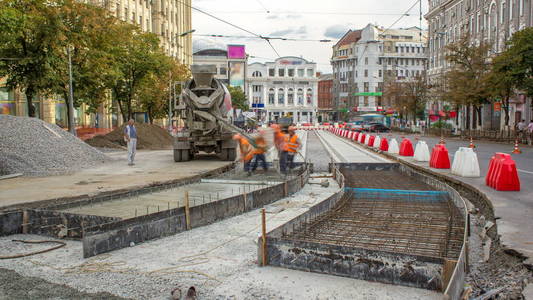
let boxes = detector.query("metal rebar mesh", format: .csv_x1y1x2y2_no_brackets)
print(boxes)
284,188,465,260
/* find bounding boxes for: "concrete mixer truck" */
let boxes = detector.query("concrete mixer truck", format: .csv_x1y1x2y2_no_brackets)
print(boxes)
173,64,250,162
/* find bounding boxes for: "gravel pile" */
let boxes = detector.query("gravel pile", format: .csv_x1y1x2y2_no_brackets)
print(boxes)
0,115,109,176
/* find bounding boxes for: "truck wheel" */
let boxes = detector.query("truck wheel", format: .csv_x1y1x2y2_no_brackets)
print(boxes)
181,150,190,161
219,148,229,161
227,148,236,161
173,149,182,162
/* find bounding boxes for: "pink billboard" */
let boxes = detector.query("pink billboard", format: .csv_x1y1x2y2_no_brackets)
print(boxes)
227,44,246,59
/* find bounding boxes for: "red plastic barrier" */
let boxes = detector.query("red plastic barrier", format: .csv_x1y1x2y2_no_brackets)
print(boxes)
360,134,366,143
485,153,520,191
380,138,389,151
399,138,414,156
368,135,375,146
429,144,450,169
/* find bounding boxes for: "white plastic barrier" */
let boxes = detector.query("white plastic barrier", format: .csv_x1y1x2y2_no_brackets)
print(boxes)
364,134,370,145
388,138,400,154
358,133,364,143
451,147,480,177
414,141,430,162
373,136,381,148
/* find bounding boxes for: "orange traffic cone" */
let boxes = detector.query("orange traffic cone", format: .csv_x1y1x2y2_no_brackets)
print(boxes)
512,139,522,154
468,136,476,148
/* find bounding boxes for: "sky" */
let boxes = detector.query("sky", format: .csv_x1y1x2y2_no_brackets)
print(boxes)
192,0,429,73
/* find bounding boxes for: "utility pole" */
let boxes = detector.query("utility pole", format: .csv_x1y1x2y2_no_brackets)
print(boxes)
168,73,173,131
67,46,76,136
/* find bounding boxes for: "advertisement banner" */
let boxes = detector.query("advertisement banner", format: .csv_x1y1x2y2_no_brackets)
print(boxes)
229,62,245,90
227,45,246,59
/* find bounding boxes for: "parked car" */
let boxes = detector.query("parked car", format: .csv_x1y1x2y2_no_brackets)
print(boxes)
368,123,390,132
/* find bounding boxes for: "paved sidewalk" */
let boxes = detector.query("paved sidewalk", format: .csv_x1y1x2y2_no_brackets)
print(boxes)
355,132,533,260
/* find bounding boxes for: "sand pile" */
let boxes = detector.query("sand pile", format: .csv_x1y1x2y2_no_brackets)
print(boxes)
85,123,173,150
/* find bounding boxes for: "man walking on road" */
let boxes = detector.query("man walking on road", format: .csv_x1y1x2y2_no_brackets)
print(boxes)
124,119,137,166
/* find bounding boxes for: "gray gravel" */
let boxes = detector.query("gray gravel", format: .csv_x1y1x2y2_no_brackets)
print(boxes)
0,115,109,176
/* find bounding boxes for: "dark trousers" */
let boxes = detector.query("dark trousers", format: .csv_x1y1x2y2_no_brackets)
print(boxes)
252,154,268,171
244,160,251,172
280,151,295,174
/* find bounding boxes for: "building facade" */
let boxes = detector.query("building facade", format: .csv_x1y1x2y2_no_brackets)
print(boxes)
331,24,428,119
426,0,533,129
0,0,192,129
317,73,334,122
192,44,248,91
247,57,318,124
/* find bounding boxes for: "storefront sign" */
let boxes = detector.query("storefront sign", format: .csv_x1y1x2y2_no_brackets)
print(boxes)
494,102,501,111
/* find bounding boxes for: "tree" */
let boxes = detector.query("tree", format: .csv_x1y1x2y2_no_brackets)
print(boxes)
107,29,171,122
227,86,248,111
444,37,492,129
487,51,517,127
383,74,429,123
502,28,533,98
0,0,63,117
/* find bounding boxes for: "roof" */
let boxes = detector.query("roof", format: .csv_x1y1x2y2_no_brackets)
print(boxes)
334,30,362,47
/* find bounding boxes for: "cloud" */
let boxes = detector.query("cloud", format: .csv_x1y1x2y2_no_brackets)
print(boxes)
269,26,307,37
324,24,351,39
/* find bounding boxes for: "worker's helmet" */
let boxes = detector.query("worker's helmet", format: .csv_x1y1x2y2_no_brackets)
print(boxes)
232,134,241,140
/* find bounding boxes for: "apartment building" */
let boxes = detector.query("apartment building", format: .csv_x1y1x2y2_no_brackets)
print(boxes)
247,57,319,124
331,24,428,118
426,0,533,129
317,73,334,122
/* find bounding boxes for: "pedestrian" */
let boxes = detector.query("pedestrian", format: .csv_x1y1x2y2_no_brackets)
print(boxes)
251,131,268,173
233,134,254,176
517,119,526,132
124,119,137,166
528,120,533,145
280,126,301,175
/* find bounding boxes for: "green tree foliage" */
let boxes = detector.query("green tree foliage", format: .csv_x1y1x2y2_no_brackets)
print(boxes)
503,28,533,97
0,0,63,117
444,37,492,129
227,86,248,111
384,74,429,122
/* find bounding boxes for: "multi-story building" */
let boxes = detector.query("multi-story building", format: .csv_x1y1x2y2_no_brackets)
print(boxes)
426,0,533,129
331,24,428,119
0,0,192,129
317,73,334,122
247,56,318,124
193,44,248,90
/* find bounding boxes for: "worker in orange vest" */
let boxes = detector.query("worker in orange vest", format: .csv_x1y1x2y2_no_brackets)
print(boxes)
251,130,268,172
280,126,301,174
233,134,254,175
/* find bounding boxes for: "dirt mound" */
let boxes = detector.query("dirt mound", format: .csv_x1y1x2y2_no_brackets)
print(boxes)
85,123,173,150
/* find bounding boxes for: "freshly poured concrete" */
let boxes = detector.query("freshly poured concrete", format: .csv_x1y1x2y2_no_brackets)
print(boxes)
62,181,276,219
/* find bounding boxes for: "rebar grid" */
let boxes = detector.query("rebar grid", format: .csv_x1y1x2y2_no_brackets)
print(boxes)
284,191,465,260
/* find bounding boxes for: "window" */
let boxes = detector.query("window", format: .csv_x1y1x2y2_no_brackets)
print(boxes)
406,46,410,53
364,69,368,77
363,82,369,92
501,2,506,24
306,88,312,104
268,89,275,104
365,57,368,65
378,70,382,77
252,71,262,77
253,85,262,92
268,68,275,77
364,96,369,106
288,69,294,77
297,89,304,105
278,68,285,77
307,69,314,77
288,88,294,105
219,67,227,75
278,88,284,104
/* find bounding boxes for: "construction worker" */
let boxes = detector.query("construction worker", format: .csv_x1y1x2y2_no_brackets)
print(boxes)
251,130,268,173
233,134,254,175
280,126,301,174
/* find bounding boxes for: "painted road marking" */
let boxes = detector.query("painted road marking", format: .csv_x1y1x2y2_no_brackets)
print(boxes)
518,169,533,175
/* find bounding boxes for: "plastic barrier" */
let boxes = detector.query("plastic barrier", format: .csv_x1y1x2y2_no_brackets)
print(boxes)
358,133,365,143
354,132,360,141
380,138,389,151
364,134,370,145
367,135,375,147
399,138,414,157
485,153,520,191
349,131,355,139
388,138,399,154
414,141,430,162
373,136,381,148
429,144,451,169
451,147,480,177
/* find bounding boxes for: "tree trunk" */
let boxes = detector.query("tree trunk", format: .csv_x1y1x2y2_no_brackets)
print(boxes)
474,106,482,129
466,105,471,130
63,91,74,132
503,97,510,126
25,86,36,118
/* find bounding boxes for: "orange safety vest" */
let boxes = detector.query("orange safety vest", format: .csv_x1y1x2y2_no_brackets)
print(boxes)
239,138,254,162
253,137,267,155
274,130,284,150
284,134,299,153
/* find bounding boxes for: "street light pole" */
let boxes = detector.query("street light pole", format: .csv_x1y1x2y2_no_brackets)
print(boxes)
67,46,76,136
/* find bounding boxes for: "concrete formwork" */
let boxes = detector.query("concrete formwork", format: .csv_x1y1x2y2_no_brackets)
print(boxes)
260,163,467,294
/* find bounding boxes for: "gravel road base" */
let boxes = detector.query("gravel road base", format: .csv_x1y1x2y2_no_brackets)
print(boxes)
0,267,130,300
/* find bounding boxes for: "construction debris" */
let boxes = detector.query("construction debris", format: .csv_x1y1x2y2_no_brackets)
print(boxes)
85,123,173,150
0,115,108,176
